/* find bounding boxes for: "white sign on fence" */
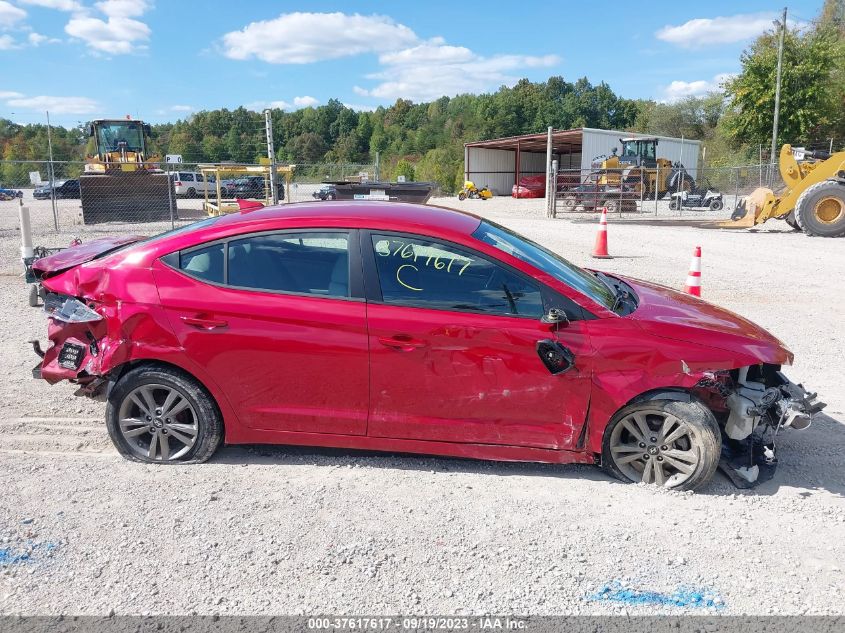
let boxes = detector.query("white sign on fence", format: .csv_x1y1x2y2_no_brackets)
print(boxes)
165,154,183,164
397,175,406,183
29,171,42,185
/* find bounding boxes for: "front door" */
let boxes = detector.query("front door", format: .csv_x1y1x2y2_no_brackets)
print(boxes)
363,232,593,450
154,229,369,436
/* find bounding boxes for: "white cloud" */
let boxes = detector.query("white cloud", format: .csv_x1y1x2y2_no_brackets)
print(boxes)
0,1,27,26
343,103,377,112
220,12,417,64
65,15,150,53
661,73,734,101
0,90,24,98
28,31,61,45
17,0,81,11
357,41,560,101
656,13,799,49
293,95,318,107
248,97,320,111
170,104,193,112
5,94,99,113
64,0,151,54
0,34,18,49
95,0,151,18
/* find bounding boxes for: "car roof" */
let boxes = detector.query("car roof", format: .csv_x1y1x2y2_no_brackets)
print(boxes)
207,201,482,236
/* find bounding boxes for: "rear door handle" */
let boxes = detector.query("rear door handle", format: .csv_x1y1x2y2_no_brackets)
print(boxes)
378,335,426,351
181,315,228,330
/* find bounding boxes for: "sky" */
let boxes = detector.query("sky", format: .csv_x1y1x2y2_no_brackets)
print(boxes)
0,0,824,128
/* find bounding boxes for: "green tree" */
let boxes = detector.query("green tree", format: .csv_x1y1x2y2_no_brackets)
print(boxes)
724,24,843,147
394,159,415,181
287,132,328,163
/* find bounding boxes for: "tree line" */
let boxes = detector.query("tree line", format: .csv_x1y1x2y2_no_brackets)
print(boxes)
2,0,842,192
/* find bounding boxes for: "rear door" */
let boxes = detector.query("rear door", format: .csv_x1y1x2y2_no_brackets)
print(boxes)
154,229,370,436
362,231,593,450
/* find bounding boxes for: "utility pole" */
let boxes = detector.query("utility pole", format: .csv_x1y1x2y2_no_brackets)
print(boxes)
45,110,58,231
264,109,278,204
770,7,787,186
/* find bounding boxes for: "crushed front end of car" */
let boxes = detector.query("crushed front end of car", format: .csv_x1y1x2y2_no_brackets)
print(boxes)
692,364,826,488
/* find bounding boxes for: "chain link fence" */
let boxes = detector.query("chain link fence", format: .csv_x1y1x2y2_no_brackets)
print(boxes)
543,163,785,219
0,160,376,238
0,156,785,247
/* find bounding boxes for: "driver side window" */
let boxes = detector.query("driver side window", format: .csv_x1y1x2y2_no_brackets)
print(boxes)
370,234,543,318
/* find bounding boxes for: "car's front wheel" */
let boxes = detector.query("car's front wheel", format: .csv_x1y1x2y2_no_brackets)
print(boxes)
106,365,223,464
602,399,721,491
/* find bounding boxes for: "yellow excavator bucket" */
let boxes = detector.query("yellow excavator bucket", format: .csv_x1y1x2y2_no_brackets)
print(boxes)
720,187,776,228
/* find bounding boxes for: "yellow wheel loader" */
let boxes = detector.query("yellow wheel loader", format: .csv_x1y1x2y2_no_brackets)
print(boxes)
595,138,694,198
79,118,174,224
727,144,845,237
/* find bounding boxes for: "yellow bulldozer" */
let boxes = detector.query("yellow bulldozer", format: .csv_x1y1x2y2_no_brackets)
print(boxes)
595,137,695,197
79,118,174,224
727,144,845,237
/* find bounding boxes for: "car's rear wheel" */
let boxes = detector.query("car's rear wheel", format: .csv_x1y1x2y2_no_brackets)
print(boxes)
602,399,721,491
106,365,223,464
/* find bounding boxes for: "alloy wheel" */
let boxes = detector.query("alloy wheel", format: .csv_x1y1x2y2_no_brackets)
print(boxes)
117,383,198,461
608,409,700,487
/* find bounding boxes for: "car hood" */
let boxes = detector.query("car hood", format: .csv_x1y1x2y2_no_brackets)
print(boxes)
32,235,146,278
620,276,793,365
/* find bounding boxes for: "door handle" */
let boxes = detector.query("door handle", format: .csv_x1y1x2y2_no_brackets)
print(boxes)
181,315,228,330
378,335,426,351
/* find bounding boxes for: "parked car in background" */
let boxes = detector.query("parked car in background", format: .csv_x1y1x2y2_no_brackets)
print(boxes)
0,184,24,200
312,184,337,201
31,202,823,490
169,172,216,198
225,176,284,200
33,179,80,200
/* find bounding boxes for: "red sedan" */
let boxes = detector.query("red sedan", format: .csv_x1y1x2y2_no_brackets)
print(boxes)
31,202,824,490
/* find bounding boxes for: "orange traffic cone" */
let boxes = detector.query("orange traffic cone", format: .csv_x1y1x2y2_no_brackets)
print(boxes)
683,246,702,296
591,207,611,259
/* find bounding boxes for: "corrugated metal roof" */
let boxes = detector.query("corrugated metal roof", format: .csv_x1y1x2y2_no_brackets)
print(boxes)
465,129,584,153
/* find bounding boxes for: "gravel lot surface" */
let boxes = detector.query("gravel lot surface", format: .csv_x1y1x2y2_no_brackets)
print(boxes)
0,194,843,616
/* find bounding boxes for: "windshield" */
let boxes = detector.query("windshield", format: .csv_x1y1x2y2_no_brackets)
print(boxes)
472,220,616,309
96,122,144,153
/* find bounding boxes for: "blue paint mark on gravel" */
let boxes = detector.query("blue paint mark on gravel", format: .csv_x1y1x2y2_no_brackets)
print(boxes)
0,542,59,566
590,581,724,609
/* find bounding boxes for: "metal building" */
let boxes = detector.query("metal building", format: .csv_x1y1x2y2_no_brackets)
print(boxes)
464,128,701,196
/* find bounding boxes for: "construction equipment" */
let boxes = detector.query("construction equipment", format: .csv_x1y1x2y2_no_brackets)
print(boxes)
458,181,493,200
595,138,695,197
79,118,174,224
727,144,845,237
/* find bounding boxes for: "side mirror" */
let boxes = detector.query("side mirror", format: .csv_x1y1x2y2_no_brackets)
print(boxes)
541,308,569,325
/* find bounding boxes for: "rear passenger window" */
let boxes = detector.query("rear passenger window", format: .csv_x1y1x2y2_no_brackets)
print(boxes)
195,173,204,182
227,232,350,297
180,173,194,182
179,243,223,283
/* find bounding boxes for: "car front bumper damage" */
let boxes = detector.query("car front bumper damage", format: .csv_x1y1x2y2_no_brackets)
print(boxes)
694,365,826,488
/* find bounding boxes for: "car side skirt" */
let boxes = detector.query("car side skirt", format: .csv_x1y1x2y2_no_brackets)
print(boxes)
222,428,596,465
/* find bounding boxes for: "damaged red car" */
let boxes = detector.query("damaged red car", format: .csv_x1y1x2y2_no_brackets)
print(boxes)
31,202,825,490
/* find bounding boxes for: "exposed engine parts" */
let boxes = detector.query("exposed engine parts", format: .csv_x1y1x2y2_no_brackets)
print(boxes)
695,365,826,488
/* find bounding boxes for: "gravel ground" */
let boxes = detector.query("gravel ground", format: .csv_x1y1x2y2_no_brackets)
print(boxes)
0,194,844,616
